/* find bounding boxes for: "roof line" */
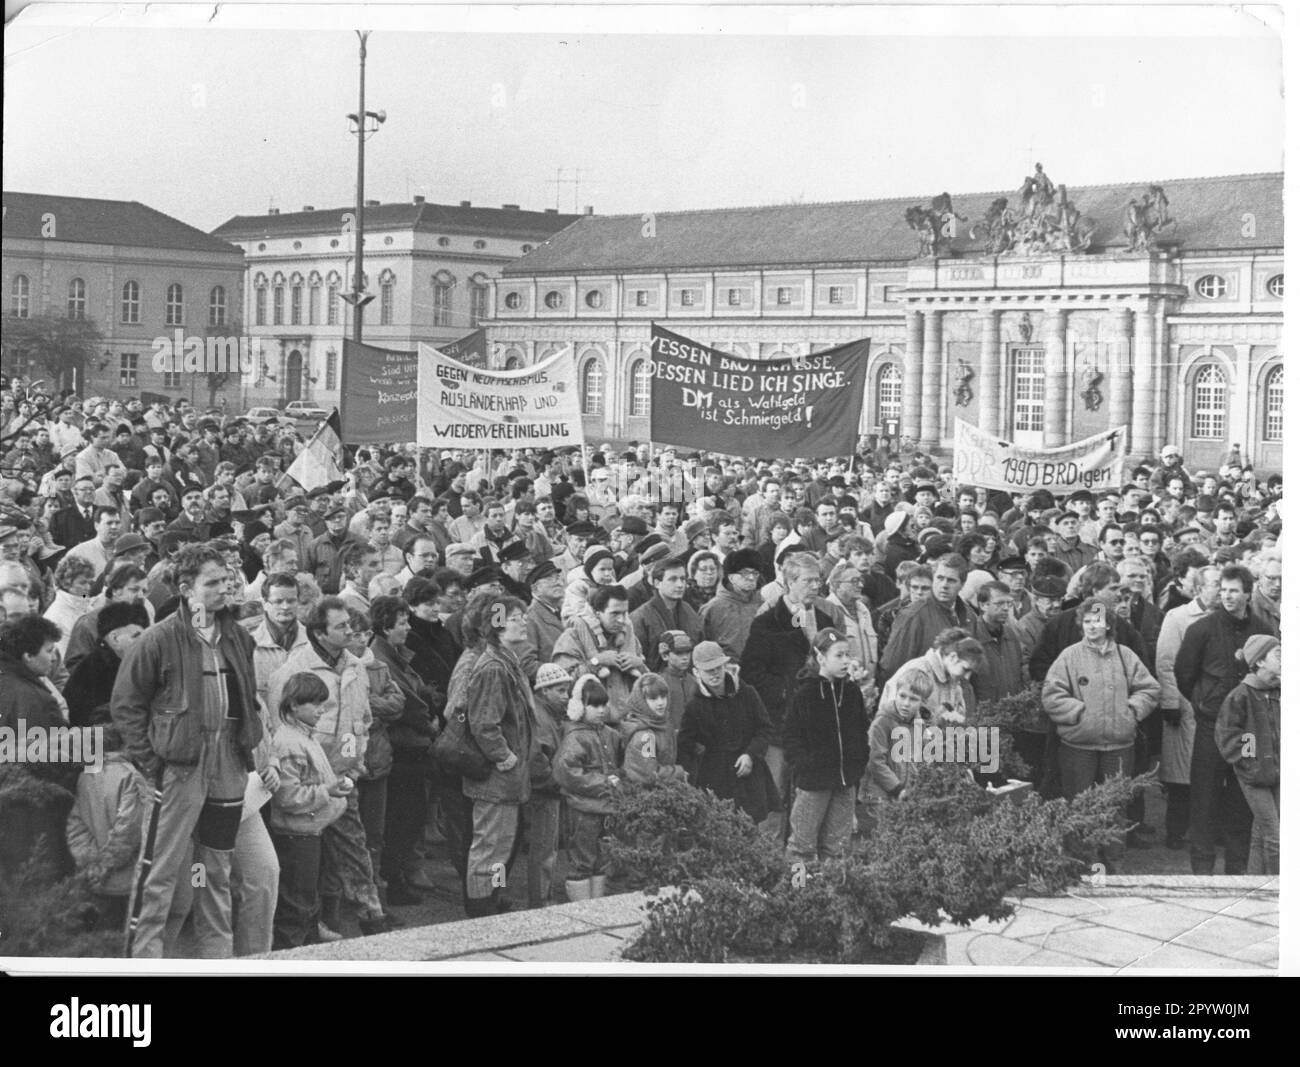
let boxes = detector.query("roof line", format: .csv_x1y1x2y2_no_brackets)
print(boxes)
571,171,1283,221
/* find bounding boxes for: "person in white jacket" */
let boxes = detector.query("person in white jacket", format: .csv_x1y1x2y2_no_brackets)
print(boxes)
1042,596,1161,801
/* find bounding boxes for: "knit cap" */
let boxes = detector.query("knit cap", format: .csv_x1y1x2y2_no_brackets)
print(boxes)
1237,635,1279,672
534,662,571,691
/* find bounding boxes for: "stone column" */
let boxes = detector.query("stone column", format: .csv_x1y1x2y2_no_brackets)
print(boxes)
1043,308,1068,448
1132,304,1156,458
1111,307,1134,446
902,310,923,443
978,309,1002,434
919,310,943,451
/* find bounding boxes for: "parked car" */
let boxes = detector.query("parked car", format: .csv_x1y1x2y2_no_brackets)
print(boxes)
244,406,284,425
283,400,331,422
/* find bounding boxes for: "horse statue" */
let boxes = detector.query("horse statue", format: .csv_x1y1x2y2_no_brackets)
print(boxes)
904,205,938,256
905,193,967,257
1124,187,1177,252
971,197,1015,255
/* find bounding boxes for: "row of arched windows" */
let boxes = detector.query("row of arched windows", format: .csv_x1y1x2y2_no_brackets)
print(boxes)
255,271,347,328
577,357,653,416
1191,362,1283,442
8,275,226,326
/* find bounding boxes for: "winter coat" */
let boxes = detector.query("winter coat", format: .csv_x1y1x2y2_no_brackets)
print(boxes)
699,584,762,662
44,588,95,658
969,616,1027,705
783,671,870,792
1042,640,1160,751
529,692,565,797
266,641,372,779
879,648,972,726
740,597,838,733
662,663,698,737
619,686,688,786
632,594,703,673
524,597,565,668
1155,598,1210,785
1216,676,1280,788
111,601,262,780
64,751,142,896
866,706,926,800
368,635,438,753
266,718,348,835
65,644,125,728
678,665,779,822
551,615,644,719
462,642,538,805
1174,607,1278,725
1029,606,1151,682
357,647,404,780
879,595,974,680
250,618,311,709
553,719,622,814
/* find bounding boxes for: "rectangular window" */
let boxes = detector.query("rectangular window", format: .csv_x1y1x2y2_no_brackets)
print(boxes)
776,287,792,305
380,283,393,325
680,289,697,307
290,286,302,325
634,290,649,307
433,283,452,326
122,285,140,324
273,287,284,325
327,285,339,326
1013,348,1046,433
163,370,182,389
326,350,338,391
727,288,742,306
828,285,847,305
308,286,320,325
470,285,488,326
119,353,138,387
881,285,902,303
255,288,266,326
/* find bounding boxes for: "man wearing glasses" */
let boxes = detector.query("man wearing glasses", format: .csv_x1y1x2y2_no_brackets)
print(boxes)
267,596,390,936
699,547,765,662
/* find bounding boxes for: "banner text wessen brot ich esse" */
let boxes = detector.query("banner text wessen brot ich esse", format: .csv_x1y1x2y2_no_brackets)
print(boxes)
649,324,868,458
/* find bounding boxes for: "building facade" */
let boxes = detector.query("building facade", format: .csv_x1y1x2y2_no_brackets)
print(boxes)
485,172,1283,472
2,192,247,406
212,198,582,409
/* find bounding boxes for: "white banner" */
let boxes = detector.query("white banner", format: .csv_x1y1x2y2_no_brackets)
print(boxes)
416,344,584,448
952,419,1128,493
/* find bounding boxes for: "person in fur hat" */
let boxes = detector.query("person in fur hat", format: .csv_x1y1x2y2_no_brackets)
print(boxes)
1216,635,1281,874
619,672,689,786
552,673,622,901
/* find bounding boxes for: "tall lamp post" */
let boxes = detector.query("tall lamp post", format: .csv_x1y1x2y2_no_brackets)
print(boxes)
341,29,384,428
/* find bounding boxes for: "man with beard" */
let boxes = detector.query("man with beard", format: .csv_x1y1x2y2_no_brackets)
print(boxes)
168,487,213,542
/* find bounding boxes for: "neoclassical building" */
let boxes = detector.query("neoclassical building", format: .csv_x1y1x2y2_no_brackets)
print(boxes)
485,171,1283,472
212,198,582,408
3,192,246,403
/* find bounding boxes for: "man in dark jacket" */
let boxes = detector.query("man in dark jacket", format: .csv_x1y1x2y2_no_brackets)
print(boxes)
369,595,439,900
631,557,703,672
50,476,98,550
1173,564,1277,874
740,551,836,843
111,543,263,958
879,553,974,682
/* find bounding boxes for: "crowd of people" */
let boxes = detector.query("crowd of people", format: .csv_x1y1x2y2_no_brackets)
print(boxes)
0,379,1283,960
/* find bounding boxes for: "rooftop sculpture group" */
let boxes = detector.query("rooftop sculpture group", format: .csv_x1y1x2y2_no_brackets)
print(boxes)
905,164,1174,258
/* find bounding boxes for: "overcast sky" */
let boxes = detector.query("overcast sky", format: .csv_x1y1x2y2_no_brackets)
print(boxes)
3,4,1285,232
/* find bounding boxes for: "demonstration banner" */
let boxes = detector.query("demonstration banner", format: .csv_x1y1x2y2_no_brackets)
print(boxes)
953,418,1128,493
438,327,487,368
649,324,869,458
416,343,583,448
339,339,418,445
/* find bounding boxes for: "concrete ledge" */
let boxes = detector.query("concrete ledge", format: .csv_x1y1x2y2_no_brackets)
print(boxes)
259,875,1277,967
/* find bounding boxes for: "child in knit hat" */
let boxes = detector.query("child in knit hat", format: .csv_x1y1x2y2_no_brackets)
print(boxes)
1217,635,1281,874
525,663,569,907
620,672,689,786
552,673,622,901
